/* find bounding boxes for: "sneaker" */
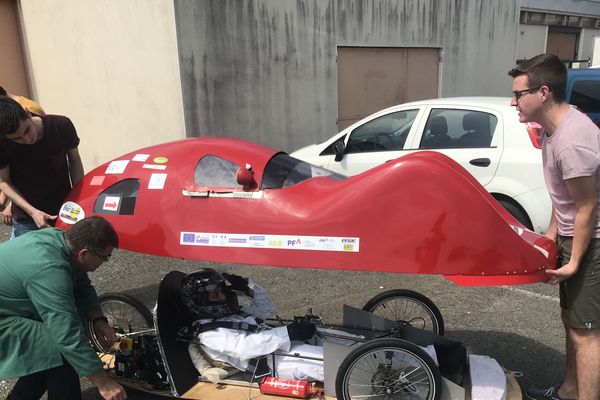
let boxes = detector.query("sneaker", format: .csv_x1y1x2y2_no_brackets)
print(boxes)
525,386,572,400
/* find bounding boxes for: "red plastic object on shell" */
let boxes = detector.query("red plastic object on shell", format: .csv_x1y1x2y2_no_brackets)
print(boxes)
55,138,556,286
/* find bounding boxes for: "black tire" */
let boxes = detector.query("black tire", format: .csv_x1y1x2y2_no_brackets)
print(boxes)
335,338,442,400
498,199,533,230
86,293,154,353
363,289,444,335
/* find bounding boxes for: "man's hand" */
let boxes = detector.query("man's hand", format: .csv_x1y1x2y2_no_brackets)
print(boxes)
88,370,127,400
94,319,118,349
2,202,12,226
545,260,579,284
223,273,249,292
31,209,57,228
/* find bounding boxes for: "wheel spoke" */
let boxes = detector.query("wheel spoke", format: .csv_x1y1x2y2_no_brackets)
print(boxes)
342,346,435,400
371,298,436,332
89,296,153,353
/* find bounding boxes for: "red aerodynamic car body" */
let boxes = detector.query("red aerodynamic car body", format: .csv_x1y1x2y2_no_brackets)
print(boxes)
55,138,556,286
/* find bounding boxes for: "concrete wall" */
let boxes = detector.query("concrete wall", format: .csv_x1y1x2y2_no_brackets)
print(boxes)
517,24,548,60
175,0,519,153
174,0,338,152
18,0,185,171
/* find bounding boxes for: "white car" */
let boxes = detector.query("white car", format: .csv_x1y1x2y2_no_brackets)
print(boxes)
291,97,551,233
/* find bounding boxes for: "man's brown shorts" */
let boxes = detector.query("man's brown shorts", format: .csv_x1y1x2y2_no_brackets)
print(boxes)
558,235,600,329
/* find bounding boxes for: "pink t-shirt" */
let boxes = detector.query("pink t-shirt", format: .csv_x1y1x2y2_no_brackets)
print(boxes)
542,108,600,237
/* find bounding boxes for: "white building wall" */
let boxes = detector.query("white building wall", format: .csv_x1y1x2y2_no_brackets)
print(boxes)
18,0,185,170
517,24,547,60
580,29,600,65
592,36,600,67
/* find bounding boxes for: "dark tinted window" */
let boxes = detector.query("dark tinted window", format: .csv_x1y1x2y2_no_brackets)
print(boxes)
419,109,498,149
570,81,600,113
261,153,345,189
346,110,418,154
93,179,139,215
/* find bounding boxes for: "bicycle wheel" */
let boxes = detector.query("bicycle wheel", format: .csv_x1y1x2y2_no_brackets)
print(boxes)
86,293,154,353
335,338,442,400
363,289,444,335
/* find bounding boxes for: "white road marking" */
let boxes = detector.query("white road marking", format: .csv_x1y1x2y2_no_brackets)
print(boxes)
500,286,560,303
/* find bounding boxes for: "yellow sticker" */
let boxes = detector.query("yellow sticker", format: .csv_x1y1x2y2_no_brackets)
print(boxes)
153,156,168,164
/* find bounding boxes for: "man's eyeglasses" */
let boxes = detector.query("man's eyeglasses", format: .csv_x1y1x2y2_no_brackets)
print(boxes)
89,249,112,262
512,87,541,101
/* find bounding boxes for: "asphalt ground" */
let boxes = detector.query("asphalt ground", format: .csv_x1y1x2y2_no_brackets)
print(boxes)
0,223,564,399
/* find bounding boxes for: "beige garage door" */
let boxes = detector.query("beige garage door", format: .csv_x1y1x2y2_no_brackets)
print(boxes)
337,47,439,130
0,0,31,96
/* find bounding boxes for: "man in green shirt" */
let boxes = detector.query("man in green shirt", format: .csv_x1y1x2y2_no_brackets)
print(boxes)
0,216,127,400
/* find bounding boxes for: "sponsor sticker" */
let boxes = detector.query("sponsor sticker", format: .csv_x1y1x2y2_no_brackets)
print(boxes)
180,232,359,252
182,233,196,243
195,235,210,244
59,201,85,224
153,156,168,164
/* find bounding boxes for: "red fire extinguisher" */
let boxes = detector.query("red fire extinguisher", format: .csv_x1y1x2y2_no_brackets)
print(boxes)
259,377,319,398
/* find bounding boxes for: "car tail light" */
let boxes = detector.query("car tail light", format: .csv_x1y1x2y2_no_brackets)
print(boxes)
525,122,542,149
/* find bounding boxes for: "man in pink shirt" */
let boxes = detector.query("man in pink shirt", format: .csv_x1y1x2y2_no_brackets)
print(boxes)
509,54,600,400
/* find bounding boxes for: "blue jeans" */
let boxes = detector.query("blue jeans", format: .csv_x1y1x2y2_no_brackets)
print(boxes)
11,219,39,238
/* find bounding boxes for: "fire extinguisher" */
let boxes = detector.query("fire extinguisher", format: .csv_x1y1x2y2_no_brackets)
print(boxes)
259,377,320,398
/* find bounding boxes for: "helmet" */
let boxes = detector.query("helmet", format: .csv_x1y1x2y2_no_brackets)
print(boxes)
180,269,239,319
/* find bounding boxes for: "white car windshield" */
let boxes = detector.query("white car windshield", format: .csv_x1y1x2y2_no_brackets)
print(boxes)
261,153,346,189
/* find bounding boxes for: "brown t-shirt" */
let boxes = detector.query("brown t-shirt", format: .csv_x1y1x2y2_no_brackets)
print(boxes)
0,115,80,220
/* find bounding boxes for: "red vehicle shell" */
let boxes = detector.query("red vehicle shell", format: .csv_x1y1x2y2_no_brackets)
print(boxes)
55,138,556,286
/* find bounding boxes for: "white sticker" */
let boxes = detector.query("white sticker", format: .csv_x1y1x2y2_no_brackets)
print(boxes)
180,232,360,252
59,201,85,224
148,173,167,190
132,153,150,162
105,160,129,174
103,196,120,211
143,164,167,170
